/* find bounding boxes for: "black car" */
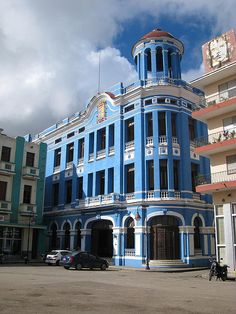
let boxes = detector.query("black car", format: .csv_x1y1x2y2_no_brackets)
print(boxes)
61,251,109,270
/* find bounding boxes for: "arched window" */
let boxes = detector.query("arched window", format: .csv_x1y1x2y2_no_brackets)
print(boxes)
168,50,173,78
51,223,57,249
63,222,70,250
75,221,81,250
156,47,163,72
146,49,152,74
126,217,135,249
194,217,202,250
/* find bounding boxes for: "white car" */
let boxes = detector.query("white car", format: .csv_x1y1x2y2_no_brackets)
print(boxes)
45,250,71,266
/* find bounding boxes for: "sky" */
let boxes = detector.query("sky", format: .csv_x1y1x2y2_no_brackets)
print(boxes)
0,0,235,137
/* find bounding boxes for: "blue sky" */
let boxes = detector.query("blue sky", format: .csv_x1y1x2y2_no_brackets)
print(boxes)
0,0,235,137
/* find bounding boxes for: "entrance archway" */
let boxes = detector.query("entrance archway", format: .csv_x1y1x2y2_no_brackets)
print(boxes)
150,215,180,260
91,220,113,257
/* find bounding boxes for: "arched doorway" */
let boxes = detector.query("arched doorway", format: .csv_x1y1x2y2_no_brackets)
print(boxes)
150,215,180,260
194,216,203,253
91,220,113,257
63,222,70,250
125,217,135,249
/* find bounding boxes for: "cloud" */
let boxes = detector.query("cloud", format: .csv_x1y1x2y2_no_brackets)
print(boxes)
0,0,235,136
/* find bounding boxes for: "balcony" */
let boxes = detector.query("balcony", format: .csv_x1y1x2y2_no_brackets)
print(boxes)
19,203,36,215
193,91,236,122
108,146,115,156
77,158,84,166
196,170,236,193
22,166,39,180
146,137,153,146
66,161,73,169
125,249,135,256
53,166,60,173
0,201,11,213
159,136,167,145
194,127,236,156
77,193,121,207
88,153,94,162
0,161,15,176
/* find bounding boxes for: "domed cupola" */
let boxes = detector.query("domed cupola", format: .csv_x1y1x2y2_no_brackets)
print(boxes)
132,28,184,81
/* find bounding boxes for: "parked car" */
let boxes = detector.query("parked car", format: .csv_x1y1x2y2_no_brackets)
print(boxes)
61,251,109,270
45,250,71,266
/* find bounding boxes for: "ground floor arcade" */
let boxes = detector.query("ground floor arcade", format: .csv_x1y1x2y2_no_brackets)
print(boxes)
45,205,215,268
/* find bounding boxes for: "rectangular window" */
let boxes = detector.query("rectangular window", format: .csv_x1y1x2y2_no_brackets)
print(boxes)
219,79,236,100
89,133,94,154
188,118,195,141
55,138,62,144
87,173,93,197
66,143,74,163
78,127,85,134
77,177,83,200
215,204,224,215
1,146,11,162
147,160,154,190
172,113,177,137
233,216,236,244
52,183,59,206
26,152,35,167
191,163,199,192
173,160,179,190
108,168,114,193
146,113,153,137
109,124,115,147
54,148,61,167
124,104,134,113
158,112,166,136
226,154,236,174
23,185,32,204
126,163,135,193
160,159,168,189
126,118,134,142
216,217,225,244
97,128,106,150
0,181,7,201
65,180,72,204
96,170,105,195
78,138,85,159
67,131,74,139
223,116,236,132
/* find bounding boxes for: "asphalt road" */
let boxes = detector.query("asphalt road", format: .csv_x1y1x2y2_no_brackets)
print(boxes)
0,265,235,314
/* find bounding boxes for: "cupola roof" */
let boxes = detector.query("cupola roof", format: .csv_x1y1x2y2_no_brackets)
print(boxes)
141,29,174,40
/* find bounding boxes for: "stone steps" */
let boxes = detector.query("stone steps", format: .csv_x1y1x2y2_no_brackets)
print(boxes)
149,259,187,268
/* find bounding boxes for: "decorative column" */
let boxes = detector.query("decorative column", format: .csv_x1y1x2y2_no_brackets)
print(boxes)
162,49,169,78
179,226,195,261
57,230,64,249
166,111,174,196
199,227,215,255
151,48,157,82
80,229,91,251
70,230,77,250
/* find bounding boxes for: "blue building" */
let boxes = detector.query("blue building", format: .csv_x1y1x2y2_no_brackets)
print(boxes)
33,29,214,267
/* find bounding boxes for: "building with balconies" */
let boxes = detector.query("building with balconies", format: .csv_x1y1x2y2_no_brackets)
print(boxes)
192,29,236,277
33,29,213,268
0,130,47,260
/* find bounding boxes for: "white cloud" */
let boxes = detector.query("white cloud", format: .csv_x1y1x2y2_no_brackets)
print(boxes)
0,0,235,136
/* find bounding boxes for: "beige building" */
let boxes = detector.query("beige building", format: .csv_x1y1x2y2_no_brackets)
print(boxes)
191,30,236,278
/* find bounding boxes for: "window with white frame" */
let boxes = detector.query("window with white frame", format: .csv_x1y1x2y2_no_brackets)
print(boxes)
226,154,236,174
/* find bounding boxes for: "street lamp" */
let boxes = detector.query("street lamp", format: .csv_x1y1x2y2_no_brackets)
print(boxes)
135,206,150,270
25,211,35,264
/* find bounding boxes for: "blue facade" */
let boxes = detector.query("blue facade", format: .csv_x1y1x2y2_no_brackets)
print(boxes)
34,29,214,267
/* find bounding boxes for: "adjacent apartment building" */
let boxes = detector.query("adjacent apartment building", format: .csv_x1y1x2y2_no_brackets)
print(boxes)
192,29,236,277
0,130,47,260
33,29,214,268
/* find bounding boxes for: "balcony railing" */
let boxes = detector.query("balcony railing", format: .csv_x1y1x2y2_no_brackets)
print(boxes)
125,193,135,201
194,87,236,110
96,149,106,159
196,170,236,186
125,249,135,256
125,141,135,151
77,158,84,166
22,166,39,179
195,127,236,147
146,137,153,146
66,161,73,169
77,193,121,207
88,153,94,162
108,146,115,155
159,135,167,144
0,161,15,175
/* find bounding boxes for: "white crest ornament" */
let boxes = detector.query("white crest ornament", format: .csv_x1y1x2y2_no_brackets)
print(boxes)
97,101,106,123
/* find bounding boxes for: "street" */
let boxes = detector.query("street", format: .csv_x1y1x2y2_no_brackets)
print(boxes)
0,265,235,314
